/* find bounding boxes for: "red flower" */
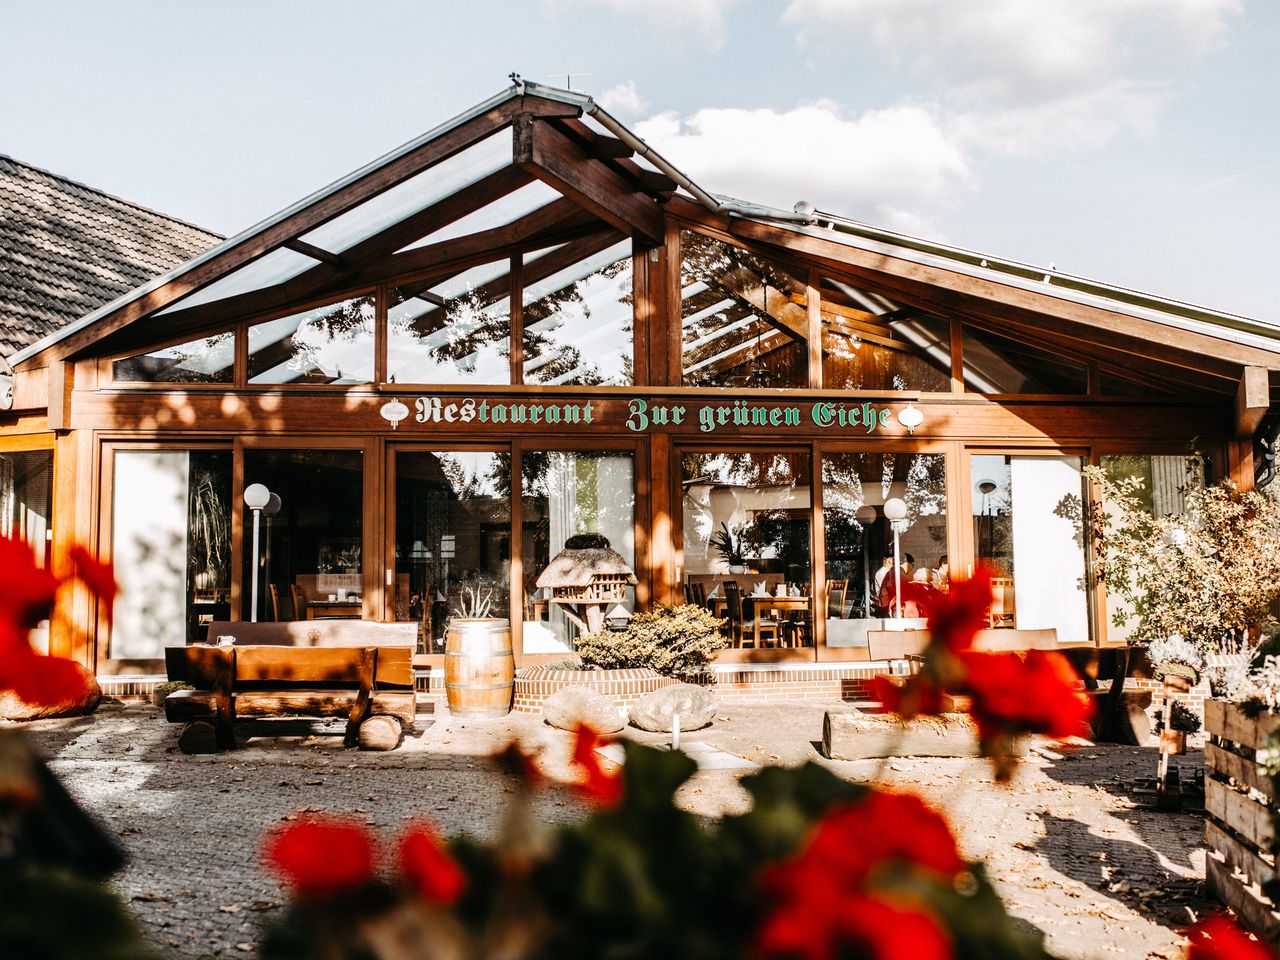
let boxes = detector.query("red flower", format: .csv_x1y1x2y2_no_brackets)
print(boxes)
869,674,947,721
756,891,952,960
0,536,59,628
1187,917,1277,960
397,821,466,904
925,566,993,654
571,724,623,808
69,546,118,623
755,790,961,960
262,815,377,899
1182,921,1274,957
960,649,1093,743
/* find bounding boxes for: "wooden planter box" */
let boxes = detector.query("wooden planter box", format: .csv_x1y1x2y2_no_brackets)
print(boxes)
1204,699,1280,945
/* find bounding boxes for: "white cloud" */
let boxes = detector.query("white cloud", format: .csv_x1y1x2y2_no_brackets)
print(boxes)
783,0,1241,104
950,81,1165,158
636,101,972,235
598,80,648,116
545,0,744,47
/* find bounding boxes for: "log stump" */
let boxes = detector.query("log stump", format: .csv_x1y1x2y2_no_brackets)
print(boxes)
822,708,977,760
177,721,219,755
357,715,404,751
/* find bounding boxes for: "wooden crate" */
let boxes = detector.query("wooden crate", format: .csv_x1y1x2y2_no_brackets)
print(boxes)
1203,699,1280,945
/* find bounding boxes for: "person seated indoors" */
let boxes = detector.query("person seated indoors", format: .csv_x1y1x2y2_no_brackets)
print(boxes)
876,553,915,617
903,567,937,617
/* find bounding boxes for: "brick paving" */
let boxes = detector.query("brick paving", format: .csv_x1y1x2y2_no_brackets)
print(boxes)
16,701,1213,958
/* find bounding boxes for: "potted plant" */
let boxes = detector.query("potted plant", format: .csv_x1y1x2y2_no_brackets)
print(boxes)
444,583,513,719
709,521,748,574
1153,700,1200,754
1145,635,1205,693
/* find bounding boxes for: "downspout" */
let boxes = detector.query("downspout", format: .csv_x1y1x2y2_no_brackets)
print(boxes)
0,354,13,412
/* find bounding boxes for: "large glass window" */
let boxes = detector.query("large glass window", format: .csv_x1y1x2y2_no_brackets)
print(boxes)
522,240,633,386
1,450,53,652
1100,454,1204,642
821,279,952,392
971,453,1090,641
522,450,636,652
247,295,375,384
243,450,363,625
681,232,808,388
961,326,1087,395
821,452,947,646
388,260,513,384
110,449,232,659
113,332,235,384
391,451,511,653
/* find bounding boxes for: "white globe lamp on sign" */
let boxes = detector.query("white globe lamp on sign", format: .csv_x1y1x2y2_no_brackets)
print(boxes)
883,497,909,620
243,483,273,622
380,399,410,430
896,402,924,435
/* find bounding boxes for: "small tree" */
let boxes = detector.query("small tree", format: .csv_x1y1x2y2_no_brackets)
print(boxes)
1084,465,1280,653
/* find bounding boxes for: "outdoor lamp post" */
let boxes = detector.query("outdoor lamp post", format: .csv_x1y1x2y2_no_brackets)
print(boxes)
244,483,271,623
606,604,632,631
262,493,281,615
883,497,908,620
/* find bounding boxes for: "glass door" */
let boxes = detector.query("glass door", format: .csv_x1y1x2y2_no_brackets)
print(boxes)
388,448,512,654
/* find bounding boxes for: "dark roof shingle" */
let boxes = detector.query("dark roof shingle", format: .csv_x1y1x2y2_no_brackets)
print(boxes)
0,154,221,357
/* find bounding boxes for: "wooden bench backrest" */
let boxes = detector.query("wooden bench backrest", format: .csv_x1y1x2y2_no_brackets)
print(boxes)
204,620,416,648
167,645,413,689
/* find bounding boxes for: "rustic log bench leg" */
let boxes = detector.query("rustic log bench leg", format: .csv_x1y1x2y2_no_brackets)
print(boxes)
178,721,219,755
357,715,405,751
343,649,377,747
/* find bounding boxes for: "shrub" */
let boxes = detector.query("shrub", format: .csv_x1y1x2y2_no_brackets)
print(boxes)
574,603,727,680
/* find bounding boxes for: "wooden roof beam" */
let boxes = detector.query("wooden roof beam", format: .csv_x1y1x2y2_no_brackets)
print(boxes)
1237,366,1271,437
284,239,343,267
724,216,1280,377
47,98,573,363
514,114,664,243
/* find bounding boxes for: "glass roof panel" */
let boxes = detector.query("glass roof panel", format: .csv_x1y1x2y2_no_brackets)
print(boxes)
403,181,562,251
299,128,512,254
155,248,315,316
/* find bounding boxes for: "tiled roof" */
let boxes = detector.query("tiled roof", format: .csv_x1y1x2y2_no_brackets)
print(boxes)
0,154,221,357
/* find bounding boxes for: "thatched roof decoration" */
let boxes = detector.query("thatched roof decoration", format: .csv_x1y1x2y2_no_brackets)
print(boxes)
536,547,638,588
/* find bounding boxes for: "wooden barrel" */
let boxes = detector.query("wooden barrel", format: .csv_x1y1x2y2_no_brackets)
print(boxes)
444,618,514,718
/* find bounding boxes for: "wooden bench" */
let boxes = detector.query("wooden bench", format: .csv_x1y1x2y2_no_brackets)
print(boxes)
163,644,416,753
202,619,417,649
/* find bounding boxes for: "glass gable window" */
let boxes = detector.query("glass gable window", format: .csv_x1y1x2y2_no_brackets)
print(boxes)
392,451,511,653
523,239,633,386
821,278,951,391
409,180,562,250
248,295,375,384
821,452,947,645
389,259,514,384
113,331,235,384
522,450,636,652
681,232,808,388
971,453,1090,641
961,326,1087,395
299,129,513,254
156,248,316,316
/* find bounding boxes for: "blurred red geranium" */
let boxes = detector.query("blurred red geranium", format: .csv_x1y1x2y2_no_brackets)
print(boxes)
1187,916,1276,960
755,789,962,960
262,815,377,899
397,820,467,904
571,724,623,808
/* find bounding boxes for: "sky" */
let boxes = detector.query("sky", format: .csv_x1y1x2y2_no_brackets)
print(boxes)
3,0,1277,321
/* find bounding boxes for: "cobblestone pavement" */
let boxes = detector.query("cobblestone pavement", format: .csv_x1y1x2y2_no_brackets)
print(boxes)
16,701,1213,959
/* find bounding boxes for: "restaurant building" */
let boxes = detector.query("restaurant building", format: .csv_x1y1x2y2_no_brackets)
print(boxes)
3,80,1278,699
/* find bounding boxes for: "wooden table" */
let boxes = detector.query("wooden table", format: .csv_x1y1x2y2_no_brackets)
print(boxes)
308,600,362,620
711,594,812,647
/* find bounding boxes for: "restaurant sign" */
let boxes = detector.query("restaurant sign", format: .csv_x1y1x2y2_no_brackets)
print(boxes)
410,395,899,435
